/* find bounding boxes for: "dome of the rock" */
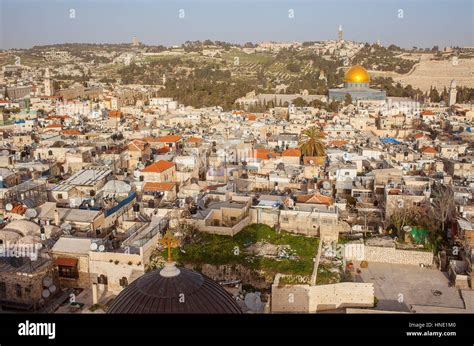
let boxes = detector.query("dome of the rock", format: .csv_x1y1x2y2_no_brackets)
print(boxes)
344,64,370,83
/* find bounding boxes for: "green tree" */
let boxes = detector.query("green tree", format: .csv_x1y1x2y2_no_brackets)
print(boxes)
293,97,307,107
344,93,352,106
429,87,440,103
299,127,326,157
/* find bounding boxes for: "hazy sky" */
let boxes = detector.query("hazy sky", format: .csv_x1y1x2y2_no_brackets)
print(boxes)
0,0,473,49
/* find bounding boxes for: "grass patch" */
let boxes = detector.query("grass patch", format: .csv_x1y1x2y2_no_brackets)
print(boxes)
159,224,319,276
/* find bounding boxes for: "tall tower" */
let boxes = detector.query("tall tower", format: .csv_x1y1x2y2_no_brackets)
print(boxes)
44,68,54,96
338,25,343,41
449,79,457,106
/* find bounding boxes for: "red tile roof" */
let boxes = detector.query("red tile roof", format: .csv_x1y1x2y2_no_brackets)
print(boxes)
282,148,301,157
329,140,348,147
45,123,62,128
185,137,203,143
143,182,176,191
48,115,70,119
254,148,270,160
253,149,280,160
141,160,175,173
62,129,81,135
158,135,182,143
54,257,78,267
128,140,148,151
157,146,171,154
421,146,438,154
246,113,257,121
109,110,122,117
296,194,333,205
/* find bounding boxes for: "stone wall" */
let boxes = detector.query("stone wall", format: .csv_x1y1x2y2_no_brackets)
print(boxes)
0,260,57,310
345,245,433,266
271,276,374,313
191,216,251,236
190,263,272,290
89,251,145,294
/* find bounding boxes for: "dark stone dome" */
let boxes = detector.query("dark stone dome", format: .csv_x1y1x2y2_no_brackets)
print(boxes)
107,263,241,314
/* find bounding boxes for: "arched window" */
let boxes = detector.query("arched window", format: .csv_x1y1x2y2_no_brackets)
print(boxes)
119,277,128,288
98,274,108,285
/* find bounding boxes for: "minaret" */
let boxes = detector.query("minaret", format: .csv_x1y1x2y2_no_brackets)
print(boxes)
44,68,54,96
338,24,343,41
449,79,457,106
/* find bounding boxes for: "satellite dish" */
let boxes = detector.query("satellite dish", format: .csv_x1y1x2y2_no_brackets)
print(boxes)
343,152,350,161
98,244,105,252
90,242,98,251
1,150,9,155
61,223,72,232
5,203,12,211
322,181,331,190
42,276,53,287
309,160,314,164
48,284,57,293
397,199,404,208
42,289,50,298
403,225,412,232
25,209,37,219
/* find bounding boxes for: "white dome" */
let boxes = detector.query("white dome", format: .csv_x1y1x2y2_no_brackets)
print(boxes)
101,180,132,194
3,220,40,236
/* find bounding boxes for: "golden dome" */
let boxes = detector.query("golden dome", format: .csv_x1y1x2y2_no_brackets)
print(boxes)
344,65,370,83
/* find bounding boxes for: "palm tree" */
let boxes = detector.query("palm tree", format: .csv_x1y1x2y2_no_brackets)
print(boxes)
298,127,326,157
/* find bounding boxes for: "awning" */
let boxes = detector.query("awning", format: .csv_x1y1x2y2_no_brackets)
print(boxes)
54,257,78,267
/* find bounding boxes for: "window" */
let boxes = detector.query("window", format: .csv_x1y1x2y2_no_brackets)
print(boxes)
98,274,108,285
57,194,63,199
58,266,78,279
0,282,6,298
15,284,22,298
119,277,128,288
282,217,289,223
345,172,350,176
